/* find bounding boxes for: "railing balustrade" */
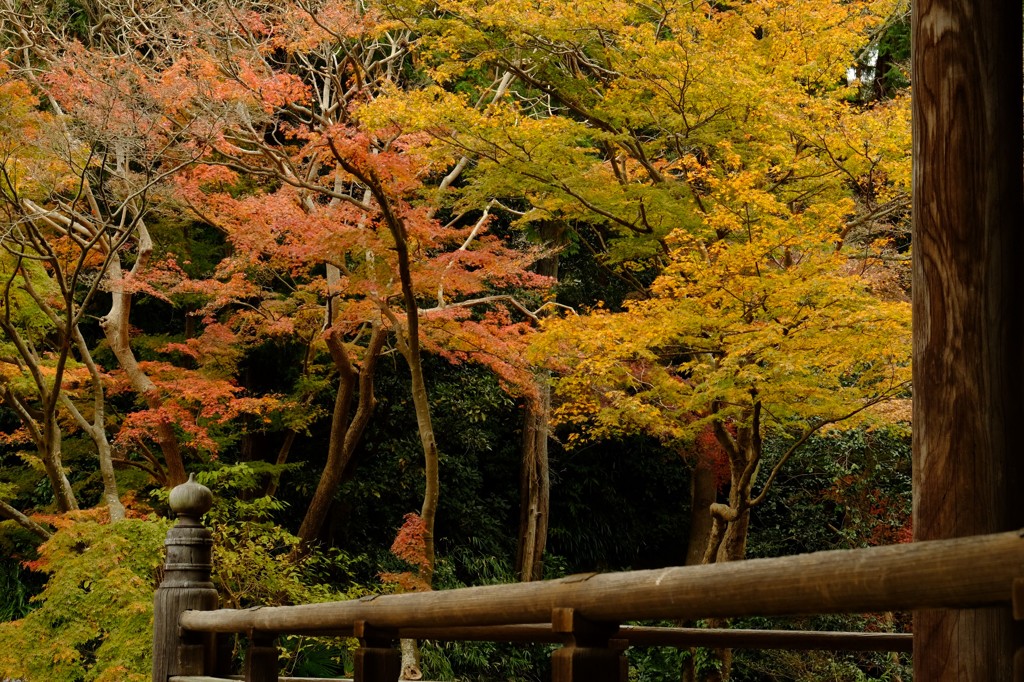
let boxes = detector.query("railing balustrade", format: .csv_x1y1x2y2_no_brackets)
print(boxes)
153,476,1023,681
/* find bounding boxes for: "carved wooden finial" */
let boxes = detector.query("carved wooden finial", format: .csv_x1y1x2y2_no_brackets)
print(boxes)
168,473,213,518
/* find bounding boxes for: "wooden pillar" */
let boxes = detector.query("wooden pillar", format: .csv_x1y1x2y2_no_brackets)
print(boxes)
152,474,219,681
244,632,279,682
352,621,401,682
912,0,1024,679
550,608,627,682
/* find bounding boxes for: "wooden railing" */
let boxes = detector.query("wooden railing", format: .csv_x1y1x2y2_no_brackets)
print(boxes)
153,477,1024,682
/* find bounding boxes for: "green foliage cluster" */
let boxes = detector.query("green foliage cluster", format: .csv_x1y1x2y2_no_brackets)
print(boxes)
749,429,912,558
731,428,912,681
0,556,40,621
0,515,168,682
191,464,364,608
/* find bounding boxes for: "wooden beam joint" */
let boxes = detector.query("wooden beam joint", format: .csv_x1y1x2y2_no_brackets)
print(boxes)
352,621,401,682
550,608,627,682
243,631,278,682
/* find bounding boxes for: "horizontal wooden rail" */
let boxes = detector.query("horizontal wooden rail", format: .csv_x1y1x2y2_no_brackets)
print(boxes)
618,626,911,652
403,625,912,651
180,530,1024,634
240,623,912,651
411,625,912,652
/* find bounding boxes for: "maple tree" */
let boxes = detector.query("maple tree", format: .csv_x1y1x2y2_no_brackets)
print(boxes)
367,0,910,582
110,0,558,594
536,212,911,562
0,63,109,517
378,0,909,521
0,11,216,498
1,13,294,531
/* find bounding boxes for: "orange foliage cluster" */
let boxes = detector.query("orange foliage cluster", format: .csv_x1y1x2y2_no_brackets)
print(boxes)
380,513,432,593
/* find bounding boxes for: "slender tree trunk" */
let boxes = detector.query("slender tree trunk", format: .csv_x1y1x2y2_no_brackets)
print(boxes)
340,158,442,587
515,221,563,582
406,346,440,587
0,327,78,512
93,429,124,521
376,195,441,588
296,326,384,547
911,0,1024,676
682,454,719,682
396,315,438,679
42,420,78,512
101,234,187,487
0,499,52,540
0,391,77,513
693,417,762,682
263,430,298,498
65,326,124,521
516,382,550,581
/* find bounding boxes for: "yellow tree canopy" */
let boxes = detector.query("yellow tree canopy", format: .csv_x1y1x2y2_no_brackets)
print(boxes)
367,0,912,442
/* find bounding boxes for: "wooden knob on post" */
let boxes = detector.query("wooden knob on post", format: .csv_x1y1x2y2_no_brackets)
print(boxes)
168,473,213,521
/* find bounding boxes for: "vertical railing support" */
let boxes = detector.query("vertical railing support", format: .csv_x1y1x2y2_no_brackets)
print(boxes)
152,474,219,682
550,607,628,682
244,631,279,682
352,620,401,682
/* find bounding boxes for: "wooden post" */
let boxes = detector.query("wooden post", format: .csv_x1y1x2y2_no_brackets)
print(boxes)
550,608,627,682
244,632,279,682
912,0,1024,679
153,474,219,682
352,621,401,682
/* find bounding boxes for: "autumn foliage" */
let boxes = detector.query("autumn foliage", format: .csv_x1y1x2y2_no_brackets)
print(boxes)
0,0,914,678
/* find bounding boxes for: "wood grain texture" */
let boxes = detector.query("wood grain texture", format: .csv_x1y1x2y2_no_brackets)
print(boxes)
178,531,1024,634
912,0,1024,677
153,520,218,681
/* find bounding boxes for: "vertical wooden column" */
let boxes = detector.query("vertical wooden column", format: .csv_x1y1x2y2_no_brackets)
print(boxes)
152,474,219,681
550,608,628,682
352,621,401,682
912,0,1024,679
244,632,279,682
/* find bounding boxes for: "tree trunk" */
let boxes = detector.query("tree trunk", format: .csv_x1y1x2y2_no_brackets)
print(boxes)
0,499,52,540
374,192,441,589
68,326,124,522
101,232,187,487
407,344,440,588
93,427,125,521
42,421,78,513
693,418,762,682
516,381,551,581
911,0,1024,677
263,431,298,498
399,638,422,680
296,326,384,547
344,159,442,588
515,221,563,582
0,326,78,513
685,458,718,567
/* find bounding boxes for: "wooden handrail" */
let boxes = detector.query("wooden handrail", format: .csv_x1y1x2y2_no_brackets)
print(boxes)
264,624,912,651
153,477,1020,681
180,529,1024,634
